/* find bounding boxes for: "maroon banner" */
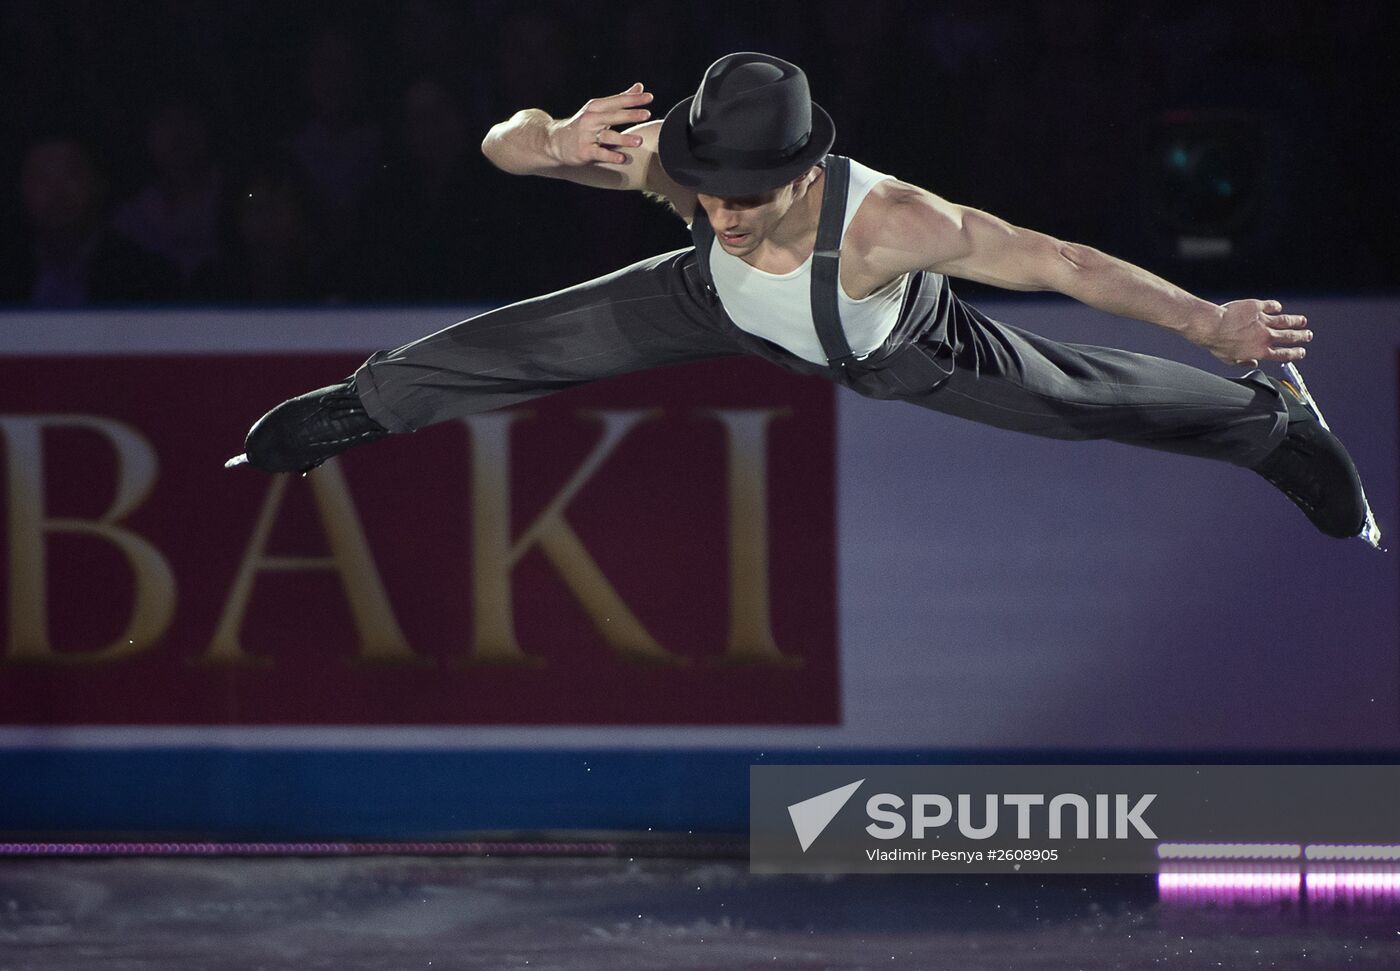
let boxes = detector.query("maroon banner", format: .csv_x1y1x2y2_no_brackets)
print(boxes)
0,355,836,724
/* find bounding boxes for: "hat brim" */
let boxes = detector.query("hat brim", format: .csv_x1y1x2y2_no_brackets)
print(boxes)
658,96,835,197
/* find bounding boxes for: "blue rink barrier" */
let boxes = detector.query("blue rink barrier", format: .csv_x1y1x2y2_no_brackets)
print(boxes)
4,748,1398,840
0,749,745,838
8,748,784,839
0,748,760,839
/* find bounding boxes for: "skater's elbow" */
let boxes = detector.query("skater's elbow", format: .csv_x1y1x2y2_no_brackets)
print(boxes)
481,122,524,173
1045,241,1103,289
481,109,552,175
481,124,513,171
1056,241,1100,273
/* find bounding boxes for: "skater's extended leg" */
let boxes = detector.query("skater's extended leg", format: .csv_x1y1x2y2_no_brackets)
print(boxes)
233,249,737,472
880,302,1368,538
893,303,1288,466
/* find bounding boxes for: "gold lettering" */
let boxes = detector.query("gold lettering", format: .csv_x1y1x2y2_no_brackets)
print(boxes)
703,408,799,666
205,459,415,666
1,416,175,664
466,410,680,665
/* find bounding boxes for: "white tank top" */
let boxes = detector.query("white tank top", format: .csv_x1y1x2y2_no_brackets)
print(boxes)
709,158,905,365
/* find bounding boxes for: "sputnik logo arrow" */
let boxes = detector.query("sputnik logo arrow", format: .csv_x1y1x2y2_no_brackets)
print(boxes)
787,779,864,852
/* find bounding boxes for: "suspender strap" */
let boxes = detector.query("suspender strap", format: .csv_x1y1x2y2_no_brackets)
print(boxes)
689,204,718,296
810,155,854,368
689,156,853,368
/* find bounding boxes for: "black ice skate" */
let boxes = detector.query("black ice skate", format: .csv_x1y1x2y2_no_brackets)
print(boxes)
225,378,389,475
1252,363,1381,549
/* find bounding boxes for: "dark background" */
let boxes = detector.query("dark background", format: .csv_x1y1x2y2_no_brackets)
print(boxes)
2,0,1396,308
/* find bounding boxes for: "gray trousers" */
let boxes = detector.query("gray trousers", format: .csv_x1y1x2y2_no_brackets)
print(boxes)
353,249,1286,469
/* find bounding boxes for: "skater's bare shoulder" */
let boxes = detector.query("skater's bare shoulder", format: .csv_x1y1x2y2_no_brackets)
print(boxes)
849,180,1066,292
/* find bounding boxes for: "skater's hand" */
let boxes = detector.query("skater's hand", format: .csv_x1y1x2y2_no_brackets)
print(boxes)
1191,299,1312,367
547,83,654,167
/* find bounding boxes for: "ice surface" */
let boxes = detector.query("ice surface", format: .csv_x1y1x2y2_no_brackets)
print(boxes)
1,856,1397,970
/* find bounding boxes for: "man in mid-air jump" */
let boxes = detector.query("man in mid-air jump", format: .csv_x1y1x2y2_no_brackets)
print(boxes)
230,52,1376,546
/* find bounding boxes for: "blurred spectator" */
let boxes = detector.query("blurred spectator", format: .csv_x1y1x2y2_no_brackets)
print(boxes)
0,0,1394,303
291,28,382,220
490,6,578,117
978,0,1137,250
394,0,472,86
0,136,179,306
799,0,919,171
111,100,224,288
1320,0,1399,286
617,1,695,90
209,157,323,304
471,6,633,297
285,27,383,303
357,77,490,301
1127,2,1237,105
588,3,709,264
906,1,1023,194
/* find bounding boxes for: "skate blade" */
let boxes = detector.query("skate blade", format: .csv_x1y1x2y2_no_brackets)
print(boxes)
224,453,249,469
1282,363,1384,551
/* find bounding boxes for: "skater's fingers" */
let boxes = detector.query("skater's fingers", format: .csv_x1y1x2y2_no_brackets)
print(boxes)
578,87,652,120
596,128,643,149
588,141,631,165
1267,326,1313,344
595,107,653,128
1268,312,1309,329
592,84,652,109
1264,345,1307,363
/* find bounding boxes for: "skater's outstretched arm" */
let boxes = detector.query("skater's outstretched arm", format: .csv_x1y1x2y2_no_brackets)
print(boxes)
481,83,697,219
857,182,1312,368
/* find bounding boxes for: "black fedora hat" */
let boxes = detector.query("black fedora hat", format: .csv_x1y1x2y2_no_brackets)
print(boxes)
658,52,835,197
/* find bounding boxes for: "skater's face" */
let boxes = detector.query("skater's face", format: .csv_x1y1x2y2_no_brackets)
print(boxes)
697,167,818,257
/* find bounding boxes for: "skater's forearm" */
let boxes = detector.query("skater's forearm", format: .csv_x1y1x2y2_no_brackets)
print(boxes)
482,87,655,192
1046,245,1312,366
482,109,567,177
482,108,634,187
1049,243,1221,338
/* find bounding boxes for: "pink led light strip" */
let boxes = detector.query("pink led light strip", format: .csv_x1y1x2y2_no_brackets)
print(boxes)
0,840,736,858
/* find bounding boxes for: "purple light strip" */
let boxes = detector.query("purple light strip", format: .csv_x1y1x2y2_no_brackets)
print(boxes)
1308,872,1400,890
1157,866,1302,907
1159,871,1302,891
0,841,626,857
1306,868,1400,908
1159,864,1400,909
